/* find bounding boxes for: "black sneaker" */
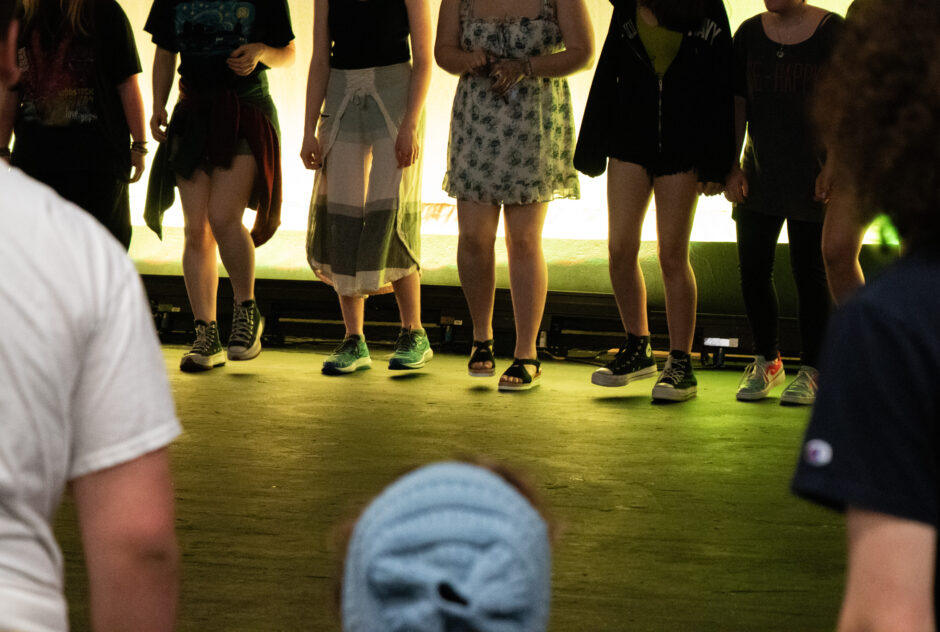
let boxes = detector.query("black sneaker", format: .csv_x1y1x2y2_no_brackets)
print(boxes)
591,334,657,387
227,299,264,361
651,352,697,401
180,320,225,372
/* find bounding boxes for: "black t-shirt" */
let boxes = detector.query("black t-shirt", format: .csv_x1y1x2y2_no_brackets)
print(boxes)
12,0,141,174
328,0,410,70
792,250,940,625
145,0,294,89
732,13,844,221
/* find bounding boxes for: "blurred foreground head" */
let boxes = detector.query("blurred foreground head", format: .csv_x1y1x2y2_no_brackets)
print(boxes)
816,0,940,251
342,461,552,632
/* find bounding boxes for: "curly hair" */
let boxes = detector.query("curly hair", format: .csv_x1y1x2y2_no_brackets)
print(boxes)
814,0,940,250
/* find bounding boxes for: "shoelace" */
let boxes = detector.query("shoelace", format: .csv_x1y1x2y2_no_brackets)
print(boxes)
334,337,360,355
190,324,212,355
395,330,417,352
230,305,255,345
660,359,688,385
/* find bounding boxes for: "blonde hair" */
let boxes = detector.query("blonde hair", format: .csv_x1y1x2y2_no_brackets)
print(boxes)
21,0,91,37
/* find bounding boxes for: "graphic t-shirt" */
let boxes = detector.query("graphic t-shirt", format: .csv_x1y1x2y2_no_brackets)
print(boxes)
145,0,294,89
12,0,142,173
732,13,844,221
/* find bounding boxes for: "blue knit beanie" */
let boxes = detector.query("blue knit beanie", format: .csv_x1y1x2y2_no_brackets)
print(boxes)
342,462,551,632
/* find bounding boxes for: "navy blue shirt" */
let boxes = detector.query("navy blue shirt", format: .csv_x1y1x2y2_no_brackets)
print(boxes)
792,249,940,624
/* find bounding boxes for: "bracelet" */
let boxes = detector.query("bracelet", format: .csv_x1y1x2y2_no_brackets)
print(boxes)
523,57,533,77
131,141,149,155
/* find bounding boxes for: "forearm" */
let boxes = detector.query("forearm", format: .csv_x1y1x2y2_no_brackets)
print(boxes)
259,41,296,69
151,47,176,110
434,44,472,76
402,57,431,129
303,56,329,136
528,46,592,78
117,74,147,144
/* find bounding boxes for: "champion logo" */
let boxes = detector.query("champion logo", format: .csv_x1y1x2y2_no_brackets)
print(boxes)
804,439,833,467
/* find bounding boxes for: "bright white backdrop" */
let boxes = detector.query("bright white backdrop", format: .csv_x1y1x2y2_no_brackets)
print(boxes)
123,0,853,242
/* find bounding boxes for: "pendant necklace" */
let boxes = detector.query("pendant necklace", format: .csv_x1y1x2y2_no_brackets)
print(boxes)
773,9,804,59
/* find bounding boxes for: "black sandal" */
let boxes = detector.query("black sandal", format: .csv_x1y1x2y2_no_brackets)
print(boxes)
498,358,541,391
468,339,496,377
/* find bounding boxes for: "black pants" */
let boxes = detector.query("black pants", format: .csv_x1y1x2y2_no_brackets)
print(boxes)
19,166,132,250
735,211,831,367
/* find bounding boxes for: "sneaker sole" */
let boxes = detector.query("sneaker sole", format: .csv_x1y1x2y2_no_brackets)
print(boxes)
780,394,815,406
180,352,226,373
227,317,265,361
322,356,372,375
388,348,434,371
651,384,698,402
591,363,657,387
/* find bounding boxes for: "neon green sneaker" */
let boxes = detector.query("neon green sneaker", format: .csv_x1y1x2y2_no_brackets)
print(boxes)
388,328,433,370
322,335,372,375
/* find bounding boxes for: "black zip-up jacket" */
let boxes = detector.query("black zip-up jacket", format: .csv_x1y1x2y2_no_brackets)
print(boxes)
574,0,735,184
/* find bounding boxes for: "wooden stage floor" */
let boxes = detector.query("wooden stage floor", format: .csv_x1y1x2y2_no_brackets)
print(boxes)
56,344,846,631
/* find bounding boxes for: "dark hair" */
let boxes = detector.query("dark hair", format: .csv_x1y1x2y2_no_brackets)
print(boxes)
814,0,940,251
642,0,706,32
0,0,15,37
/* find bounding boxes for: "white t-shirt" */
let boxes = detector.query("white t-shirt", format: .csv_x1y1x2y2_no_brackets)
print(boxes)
0,167,181,632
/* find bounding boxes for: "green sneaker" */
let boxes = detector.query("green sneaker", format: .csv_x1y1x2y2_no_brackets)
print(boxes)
322,335,372,375
227,299,264,361
780,366,819,406
651,352,698,401
180,320,225,372
736,354,786,401
388,328,433,370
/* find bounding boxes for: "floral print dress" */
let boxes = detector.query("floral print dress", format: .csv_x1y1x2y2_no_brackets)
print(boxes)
443,0,580,205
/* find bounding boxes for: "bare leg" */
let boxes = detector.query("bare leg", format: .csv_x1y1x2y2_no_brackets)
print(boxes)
392,271,422,330
607,159,654,337
177,169,218,323
822,185,866,304
653,170,699,353
500,202,549,385
457,200,501,371
207,155,258,304
338,295,365,338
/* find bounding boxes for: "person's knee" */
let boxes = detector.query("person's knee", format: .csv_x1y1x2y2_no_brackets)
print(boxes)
657,246,691,280
506,231,542,259
183,221,213,250
608,239,641,271
822,231,859,273
207,209,243,239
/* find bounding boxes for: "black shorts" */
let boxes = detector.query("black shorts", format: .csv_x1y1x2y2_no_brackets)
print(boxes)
608,150,696,179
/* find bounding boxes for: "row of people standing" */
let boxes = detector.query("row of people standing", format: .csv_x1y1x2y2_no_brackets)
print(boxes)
0,0,848,406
